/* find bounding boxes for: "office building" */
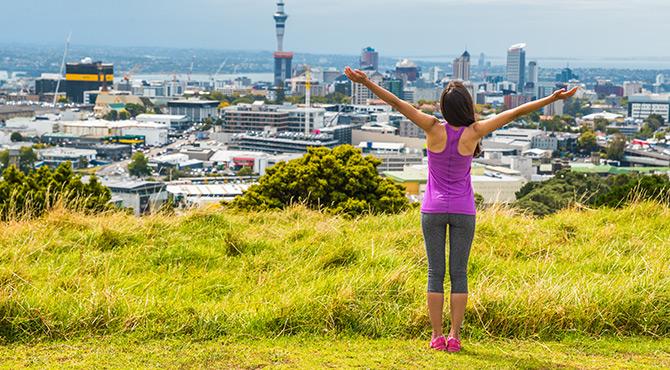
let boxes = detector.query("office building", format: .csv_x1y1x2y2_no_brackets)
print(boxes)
382,77,404,100
628,94,670,122
395,59,420,82
229,131,340,153
623,81,643,97
399,119,425,139
65,58,113,103
595,80,623,98
167,100,219,123
351,71,384,105
527,61,538,85
478,53,486,68
452,50,471,81
506,43,526,91
360,47,379,71
504,94,532,110
221,102,289,133
543,100,564,117
556,67,578,83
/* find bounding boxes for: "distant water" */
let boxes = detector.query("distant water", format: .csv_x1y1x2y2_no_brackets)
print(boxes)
133,73,275,83
415,56,670,70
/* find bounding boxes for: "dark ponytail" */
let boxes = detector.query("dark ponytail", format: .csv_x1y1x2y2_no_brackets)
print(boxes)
440,81,481,157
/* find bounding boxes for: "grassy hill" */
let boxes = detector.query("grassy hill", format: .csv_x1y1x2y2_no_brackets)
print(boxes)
1,203,669,367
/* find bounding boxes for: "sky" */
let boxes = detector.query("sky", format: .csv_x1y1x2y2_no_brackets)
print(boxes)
2,0,669,60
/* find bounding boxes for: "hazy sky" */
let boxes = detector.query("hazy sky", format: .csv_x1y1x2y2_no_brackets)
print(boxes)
2,0,669,59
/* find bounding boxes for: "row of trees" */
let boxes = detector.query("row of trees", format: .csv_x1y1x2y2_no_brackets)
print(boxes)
515,170,670,216
0,163,111,221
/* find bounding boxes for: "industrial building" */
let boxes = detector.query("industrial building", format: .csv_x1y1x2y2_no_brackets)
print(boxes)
167,99,219,123
65,58,114,103
229,131,340,153
103,179,168,216
37,147,97,169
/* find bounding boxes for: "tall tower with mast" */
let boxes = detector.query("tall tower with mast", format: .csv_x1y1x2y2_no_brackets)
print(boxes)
273,1,293,102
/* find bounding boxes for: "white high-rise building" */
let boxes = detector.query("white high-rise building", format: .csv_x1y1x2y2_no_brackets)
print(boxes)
351,71,384,105
623,81,643,97
506,43,526,92
528,61,538,85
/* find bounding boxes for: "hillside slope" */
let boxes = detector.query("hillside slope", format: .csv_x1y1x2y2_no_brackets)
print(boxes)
1,203,668,343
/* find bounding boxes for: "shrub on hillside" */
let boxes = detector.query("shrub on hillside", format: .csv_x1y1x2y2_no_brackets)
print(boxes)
0,162,111,220
230,145,409,216
515,169,670,216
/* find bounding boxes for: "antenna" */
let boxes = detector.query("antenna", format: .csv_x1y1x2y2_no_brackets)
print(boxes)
53,32,71,106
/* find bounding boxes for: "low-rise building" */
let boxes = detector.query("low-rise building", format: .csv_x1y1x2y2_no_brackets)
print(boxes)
102,179,167,216
136,114,190,132
628,94,670,122
167,99,219,123
37,147,97,169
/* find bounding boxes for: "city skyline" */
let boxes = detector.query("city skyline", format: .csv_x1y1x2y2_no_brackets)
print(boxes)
1,0,669,61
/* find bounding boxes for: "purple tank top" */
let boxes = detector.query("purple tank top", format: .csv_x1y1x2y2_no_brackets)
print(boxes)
421,122,476,215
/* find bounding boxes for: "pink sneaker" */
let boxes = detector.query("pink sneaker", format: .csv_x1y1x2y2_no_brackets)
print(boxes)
430,335,447,351
447,336,462,352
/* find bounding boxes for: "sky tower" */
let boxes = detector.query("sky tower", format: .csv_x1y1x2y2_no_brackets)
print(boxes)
274,1,288,52
273,0,293,101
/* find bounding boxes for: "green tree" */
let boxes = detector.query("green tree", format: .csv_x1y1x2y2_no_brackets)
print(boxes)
593,117,609,132
606,134,626,161
237,166,253,176
18,147,37,173
118,109,131,120
515,170,609,216
104,110,119,121
0,162,111,221
128,152,152,178
124,103,146,118
594,174,670,208
578,130,598,152
231,145,409,216
10,132,23,142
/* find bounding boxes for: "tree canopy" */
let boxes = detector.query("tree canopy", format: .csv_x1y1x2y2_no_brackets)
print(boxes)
231,145,409,216
0,162,111,221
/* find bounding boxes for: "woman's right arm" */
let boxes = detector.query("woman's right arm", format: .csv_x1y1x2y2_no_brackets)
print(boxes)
469,87,579,139
344,67,440,133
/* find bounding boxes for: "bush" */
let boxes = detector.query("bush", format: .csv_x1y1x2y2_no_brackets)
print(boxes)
231,145,409,216
0,162,111,221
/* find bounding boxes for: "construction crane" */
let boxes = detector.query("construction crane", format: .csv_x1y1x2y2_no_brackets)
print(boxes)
123,64,142,82
187,55,196,82
210,59,228,90
304,65,311,135
53,32,71,106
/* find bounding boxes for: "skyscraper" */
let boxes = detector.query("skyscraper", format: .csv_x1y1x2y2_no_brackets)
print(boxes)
528,61,538,85
360,47,379,71
452,50,471,81
478,52,485,68
506,43,526,92
273,1,293,101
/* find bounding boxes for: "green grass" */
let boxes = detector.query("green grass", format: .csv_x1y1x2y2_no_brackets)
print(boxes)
0,202,669,366
2,336,669,369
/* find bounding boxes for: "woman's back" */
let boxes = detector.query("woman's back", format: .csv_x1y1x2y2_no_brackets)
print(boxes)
421,122,475,215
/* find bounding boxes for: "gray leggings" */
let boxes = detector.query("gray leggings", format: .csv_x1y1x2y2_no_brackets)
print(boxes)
421,213,476,294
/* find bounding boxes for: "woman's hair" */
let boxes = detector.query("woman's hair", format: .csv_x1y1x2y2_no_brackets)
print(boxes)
439,80,481,156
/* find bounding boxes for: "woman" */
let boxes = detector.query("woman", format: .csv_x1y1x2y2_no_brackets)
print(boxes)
344,67,577,352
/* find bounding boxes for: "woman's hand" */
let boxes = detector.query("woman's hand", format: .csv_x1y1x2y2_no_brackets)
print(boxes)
344,66,368,84
551,87,579,101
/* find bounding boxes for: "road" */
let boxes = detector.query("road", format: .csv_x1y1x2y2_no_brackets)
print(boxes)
95,136,193,177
